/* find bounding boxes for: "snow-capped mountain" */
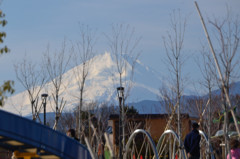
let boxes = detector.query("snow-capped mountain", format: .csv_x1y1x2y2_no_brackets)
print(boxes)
2,52,167,116
5,52,240,118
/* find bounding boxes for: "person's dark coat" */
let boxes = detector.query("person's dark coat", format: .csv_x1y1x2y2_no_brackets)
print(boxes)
184,129,201,157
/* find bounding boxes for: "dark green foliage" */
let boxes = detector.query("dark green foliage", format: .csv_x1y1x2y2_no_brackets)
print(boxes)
0,80,14,106
0,9,14,106
0,10,9,54
125,105,139,115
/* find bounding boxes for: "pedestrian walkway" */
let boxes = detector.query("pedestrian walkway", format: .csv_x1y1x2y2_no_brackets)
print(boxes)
0,109,91,159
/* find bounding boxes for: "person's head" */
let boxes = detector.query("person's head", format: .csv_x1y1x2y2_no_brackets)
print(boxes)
67,129,76,138
230,139,239,149
192,122,199,130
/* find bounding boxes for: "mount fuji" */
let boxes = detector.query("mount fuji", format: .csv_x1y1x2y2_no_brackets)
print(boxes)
1,52,195,116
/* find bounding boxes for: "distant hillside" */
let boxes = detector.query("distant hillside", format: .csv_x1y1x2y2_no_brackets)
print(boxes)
210,81,240,96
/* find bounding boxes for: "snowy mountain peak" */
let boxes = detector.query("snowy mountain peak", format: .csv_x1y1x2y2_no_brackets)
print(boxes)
2,52,163,116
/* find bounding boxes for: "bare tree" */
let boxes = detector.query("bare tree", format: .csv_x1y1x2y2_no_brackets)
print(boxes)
43,40,72,130
15,57,47,121
81,102,116,159
106,24,141,99
162,9,187,157
159,84,177,116
195,2,240,158
196,45,216,158
105,24,141,157
208,9,240,158
71,25,96,141
57,109,76,133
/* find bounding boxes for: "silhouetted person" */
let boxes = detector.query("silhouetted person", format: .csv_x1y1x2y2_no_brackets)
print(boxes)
66,128,79,141
184,122,201,159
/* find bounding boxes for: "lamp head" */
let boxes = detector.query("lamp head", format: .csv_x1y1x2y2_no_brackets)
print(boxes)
117,87,124,98
41,93,48,98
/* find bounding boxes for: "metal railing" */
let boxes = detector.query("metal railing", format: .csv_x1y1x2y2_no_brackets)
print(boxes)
124,129,159,159
123,129,215,159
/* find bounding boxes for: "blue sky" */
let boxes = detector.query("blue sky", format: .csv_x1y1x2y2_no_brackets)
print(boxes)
1,0,240,94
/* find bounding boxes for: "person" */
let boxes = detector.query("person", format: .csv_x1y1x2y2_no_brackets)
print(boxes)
184,122,201,159
97,142,104,159
227,139,240,159
66,128,79,141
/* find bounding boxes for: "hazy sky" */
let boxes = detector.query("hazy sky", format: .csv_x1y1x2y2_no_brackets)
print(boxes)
1,0,240,95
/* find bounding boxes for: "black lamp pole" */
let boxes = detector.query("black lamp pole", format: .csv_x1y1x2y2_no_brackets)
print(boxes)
41,93,48,126
117,86,124,159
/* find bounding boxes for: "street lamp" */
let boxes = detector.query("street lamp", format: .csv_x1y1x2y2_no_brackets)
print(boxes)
41,93,48,126
117,87,124,105
117,86,124,159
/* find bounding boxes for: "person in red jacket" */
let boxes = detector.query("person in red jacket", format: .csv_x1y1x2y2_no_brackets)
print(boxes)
184,122,201,159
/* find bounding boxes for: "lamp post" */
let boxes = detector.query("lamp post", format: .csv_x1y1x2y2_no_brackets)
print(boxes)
117,86,124,159
41,93,48,126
